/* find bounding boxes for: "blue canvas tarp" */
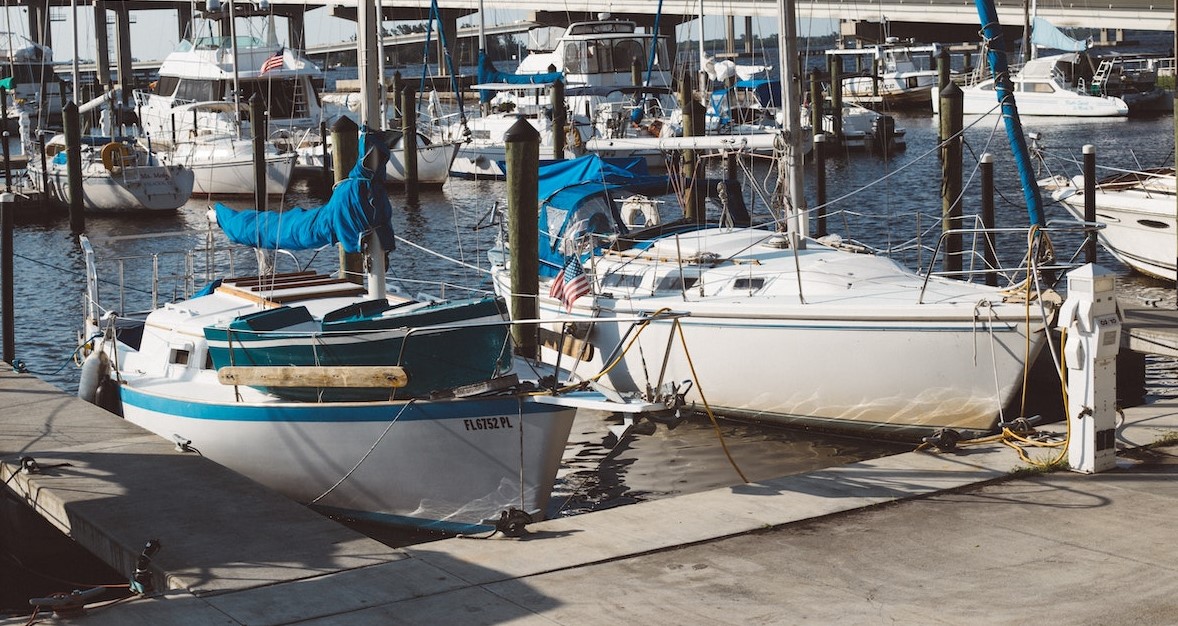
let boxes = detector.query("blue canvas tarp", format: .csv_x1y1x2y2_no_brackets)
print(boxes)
215,130,395,253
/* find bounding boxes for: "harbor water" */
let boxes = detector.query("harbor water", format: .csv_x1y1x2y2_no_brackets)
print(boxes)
1,110,1176,584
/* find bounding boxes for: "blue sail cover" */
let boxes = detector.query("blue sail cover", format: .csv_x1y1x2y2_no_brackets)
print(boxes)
535,154,666,276
215,130,395,253
477,50,564,104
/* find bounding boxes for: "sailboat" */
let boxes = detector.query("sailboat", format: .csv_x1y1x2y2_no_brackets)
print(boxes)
21,4,193,213
77,1,653,533
487,0,1057,441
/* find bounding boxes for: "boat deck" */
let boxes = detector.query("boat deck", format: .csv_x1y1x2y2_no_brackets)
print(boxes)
2,361,1178,623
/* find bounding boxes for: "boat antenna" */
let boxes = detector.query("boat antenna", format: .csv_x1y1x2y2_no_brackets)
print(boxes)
973,0,1044,226
71,0,79,105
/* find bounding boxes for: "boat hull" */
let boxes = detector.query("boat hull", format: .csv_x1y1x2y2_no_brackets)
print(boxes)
118,381,576,533
1053,172,1178,281
167,140,295,195
45,164,194,212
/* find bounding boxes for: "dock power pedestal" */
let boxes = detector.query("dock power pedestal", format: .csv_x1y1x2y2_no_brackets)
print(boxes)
1059,264,1121,474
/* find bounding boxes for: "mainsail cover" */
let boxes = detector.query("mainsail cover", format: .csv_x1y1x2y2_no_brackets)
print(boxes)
1031,17,1088,53
214,130,395,253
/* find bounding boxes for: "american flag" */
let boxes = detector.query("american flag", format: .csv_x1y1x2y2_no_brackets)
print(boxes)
260,49,284,73
548,255,591,312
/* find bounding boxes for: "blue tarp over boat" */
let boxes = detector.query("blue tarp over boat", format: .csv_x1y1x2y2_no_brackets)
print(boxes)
214,130,396,253
536,154,667,276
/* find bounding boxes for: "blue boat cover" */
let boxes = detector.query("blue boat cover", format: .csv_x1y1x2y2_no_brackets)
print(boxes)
214,130,395,253
535,154,666,276
477,50,564,104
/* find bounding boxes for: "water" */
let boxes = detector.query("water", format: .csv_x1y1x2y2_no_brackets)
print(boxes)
2,112,1176,557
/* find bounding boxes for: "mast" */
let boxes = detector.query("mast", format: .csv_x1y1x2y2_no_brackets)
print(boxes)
974,0,1044,226
228,0,243,137
70,0,79,105
358,0,386,300
776,0,806,240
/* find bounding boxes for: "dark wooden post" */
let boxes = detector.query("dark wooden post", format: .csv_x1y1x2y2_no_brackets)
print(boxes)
551,79,566,160
401,86,418,201
1,191,13,365
939,82,964,277
505,117,540,359
980,153,997,287
814,133,828,238
63,101,84,235
1083,144,1097,264
331,116,363,283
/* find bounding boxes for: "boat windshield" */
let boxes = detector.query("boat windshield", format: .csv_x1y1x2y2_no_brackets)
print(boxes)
183,36,268,51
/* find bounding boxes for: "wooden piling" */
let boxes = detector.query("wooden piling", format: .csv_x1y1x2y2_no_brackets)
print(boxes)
1083,144,1097,264
505,117,540,360
1,191,12,364
980,153,997,287
827,54,843,142
332,116,363,284
401,86,418,201
815,133,828,238
939,82,964,277
680,75,704,223
250,94,267,213
551,79,566,160
809,70,824,142
63,101,84,236
0,88,9,193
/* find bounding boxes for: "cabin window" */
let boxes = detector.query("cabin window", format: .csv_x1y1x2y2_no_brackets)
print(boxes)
169,348,190,366
1022,82,1055,94
656,274,699,291
613,40,645,71
174,79,220,102
733,277,765,291
239,78,309,119
602,273,644,289
155,76,179,96
564,42,587,73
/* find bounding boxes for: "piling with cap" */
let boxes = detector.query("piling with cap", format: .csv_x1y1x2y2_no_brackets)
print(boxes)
331,116,363,284
63,101,84,235
939,81,963,277
505,117,540,359
402,86,419,201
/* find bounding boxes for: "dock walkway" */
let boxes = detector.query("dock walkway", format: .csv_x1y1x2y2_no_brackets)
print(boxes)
2,367,1178,624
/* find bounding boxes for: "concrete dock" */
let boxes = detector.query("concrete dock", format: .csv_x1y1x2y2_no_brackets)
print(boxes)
2,365,1178,624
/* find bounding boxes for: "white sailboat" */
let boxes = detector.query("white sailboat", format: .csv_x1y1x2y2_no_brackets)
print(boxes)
78,0,653,534
487,0,1056,441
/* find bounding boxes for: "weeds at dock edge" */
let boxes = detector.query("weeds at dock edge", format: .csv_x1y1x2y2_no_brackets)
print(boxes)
1007,458,1069,477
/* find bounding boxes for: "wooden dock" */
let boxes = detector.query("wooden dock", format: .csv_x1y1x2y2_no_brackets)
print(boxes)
1121,304,1178,358
2,334,1178,623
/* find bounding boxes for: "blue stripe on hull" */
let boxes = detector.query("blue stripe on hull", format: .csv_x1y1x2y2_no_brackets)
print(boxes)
120,386,553,423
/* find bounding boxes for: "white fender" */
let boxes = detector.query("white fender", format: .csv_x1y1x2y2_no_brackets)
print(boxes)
78,349,110,405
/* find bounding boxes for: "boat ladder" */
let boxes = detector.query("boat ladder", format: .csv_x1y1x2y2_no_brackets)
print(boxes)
1091,59,1115,95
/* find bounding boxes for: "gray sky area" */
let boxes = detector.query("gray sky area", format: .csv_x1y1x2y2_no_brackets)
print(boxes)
3,5,834,63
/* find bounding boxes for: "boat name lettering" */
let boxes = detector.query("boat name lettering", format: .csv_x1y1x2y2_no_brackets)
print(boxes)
463,416,513,431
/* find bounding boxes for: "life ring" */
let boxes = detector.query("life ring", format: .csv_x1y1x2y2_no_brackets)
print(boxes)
100,142,132,171
619,195,661,229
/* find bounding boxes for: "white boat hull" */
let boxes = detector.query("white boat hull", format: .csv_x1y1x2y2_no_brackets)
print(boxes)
492,229,1049,440
167,139,296,196
1050,172,1177,281
43,164,194,212
116,375,576,533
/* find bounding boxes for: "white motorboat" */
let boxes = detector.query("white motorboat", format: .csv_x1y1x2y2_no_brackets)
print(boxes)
826,41,944,110
952,53,1129,117
1043,167,1176,281
161,127,295,196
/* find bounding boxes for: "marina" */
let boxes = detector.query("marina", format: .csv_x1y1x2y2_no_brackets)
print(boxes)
3,0,1178,621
